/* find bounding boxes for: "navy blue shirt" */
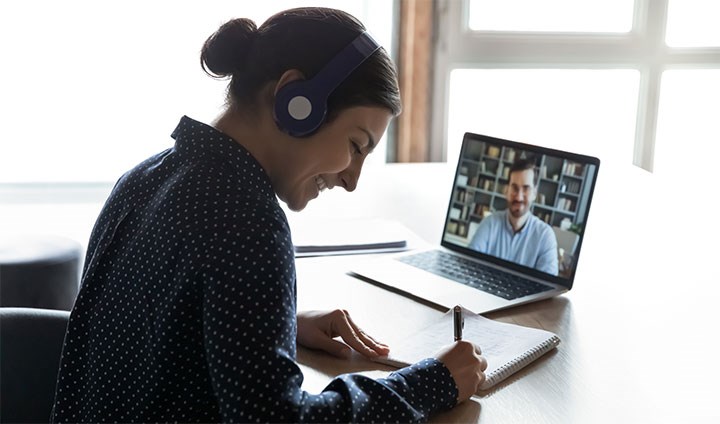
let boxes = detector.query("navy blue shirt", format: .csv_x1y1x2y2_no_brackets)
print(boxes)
51,116,457,423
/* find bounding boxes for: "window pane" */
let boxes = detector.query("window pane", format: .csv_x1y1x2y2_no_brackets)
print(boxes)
655,70,720,177
0,0,393,183
666,0,720,47
468,0,633,32
446,69,640,167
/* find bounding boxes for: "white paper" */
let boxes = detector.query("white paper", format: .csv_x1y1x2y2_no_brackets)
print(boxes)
373,307,560,390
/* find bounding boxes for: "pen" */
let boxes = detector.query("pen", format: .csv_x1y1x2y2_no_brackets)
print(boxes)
453,305,463,341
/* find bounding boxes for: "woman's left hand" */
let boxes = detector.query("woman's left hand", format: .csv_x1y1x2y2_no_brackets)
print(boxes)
296,309,390,359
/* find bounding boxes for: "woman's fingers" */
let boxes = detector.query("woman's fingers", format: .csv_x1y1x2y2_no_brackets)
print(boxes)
478,354,488,371
332,310,389,358
343,310,390,355
310,332,354,358
297,309,390,359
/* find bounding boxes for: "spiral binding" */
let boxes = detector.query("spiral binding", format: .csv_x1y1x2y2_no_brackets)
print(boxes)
485,335,561,388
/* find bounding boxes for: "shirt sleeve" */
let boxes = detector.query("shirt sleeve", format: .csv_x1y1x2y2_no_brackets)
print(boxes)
200,206,458,422
469,217,493,252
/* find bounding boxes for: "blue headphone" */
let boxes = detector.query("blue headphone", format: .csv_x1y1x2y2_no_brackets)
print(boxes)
273,32,381,137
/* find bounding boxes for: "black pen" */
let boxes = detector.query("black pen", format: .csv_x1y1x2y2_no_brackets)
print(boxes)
453,305,463,341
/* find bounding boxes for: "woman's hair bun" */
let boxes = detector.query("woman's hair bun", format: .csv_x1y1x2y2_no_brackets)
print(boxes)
201,18,258,78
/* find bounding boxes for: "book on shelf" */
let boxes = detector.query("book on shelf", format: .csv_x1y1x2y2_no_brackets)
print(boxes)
475,204,489,217
568,180,581,194
563,162,584,177
487,146,501,158
560,180,581,194
372,306,560,391
449,207,461,220
456,174,469,186
557,198,575,212
457,222,468,237
504,148,517,162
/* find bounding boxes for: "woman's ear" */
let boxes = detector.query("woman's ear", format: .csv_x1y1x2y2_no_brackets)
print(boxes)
274,69,306,97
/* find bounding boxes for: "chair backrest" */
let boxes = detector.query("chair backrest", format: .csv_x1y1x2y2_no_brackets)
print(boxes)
0,307,70,423
551,226,580,256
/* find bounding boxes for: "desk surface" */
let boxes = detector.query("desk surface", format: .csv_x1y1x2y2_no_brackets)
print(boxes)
287,162,720,423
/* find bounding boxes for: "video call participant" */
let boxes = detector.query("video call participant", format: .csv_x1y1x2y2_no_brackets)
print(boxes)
51,7,486,423
469,158,558,275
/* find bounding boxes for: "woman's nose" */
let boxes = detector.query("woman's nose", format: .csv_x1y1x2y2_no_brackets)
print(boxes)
339,167,360,192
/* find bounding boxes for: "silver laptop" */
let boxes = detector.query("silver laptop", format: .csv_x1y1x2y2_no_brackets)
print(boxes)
351,132,600,314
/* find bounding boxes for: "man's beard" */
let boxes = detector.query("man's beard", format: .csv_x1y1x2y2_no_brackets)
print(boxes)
509,202,527,218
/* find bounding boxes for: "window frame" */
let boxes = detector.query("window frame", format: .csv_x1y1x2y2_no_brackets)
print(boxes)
428,0,720,171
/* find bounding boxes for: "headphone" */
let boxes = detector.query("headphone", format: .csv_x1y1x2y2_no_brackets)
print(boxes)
273,32,381,137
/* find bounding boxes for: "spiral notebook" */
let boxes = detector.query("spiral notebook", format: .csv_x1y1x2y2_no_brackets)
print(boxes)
373,306,560,390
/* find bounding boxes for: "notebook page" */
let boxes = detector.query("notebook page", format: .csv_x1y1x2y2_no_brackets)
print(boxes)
374,307,560,390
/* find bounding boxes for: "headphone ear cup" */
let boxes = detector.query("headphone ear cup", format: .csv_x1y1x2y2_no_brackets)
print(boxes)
274,80,328,137
273,32,380,138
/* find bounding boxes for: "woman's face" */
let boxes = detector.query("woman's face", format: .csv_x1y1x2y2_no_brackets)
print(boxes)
275,105,392,211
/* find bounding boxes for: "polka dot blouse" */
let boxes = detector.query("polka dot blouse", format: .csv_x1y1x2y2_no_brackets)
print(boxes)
51,116,457,423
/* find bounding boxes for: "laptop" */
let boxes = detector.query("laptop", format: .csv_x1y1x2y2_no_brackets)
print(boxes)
350,132,600,314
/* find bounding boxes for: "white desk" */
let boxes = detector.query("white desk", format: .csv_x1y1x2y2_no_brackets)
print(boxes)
287,162,720,423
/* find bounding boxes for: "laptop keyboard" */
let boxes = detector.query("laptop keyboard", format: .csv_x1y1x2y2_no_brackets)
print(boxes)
397,250,553,300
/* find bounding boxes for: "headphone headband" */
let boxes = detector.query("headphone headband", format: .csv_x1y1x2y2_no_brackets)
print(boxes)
312,32,380,96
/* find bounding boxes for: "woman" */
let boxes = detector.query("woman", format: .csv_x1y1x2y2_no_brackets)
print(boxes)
52,7,486,423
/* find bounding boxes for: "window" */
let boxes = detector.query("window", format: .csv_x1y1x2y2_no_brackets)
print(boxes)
447,69,639,168
468,0,633,33
665,0,720,47
655,69,720,177
432,0,720,172
0,0,395,184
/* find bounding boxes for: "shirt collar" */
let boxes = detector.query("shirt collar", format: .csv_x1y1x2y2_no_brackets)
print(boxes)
170,115,275,198
503,209,532,235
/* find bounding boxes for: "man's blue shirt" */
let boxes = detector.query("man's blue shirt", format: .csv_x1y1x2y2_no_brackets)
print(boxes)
469,209,558,275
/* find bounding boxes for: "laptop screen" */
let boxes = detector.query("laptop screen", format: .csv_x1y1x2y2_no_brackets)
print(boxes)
441,132,600,288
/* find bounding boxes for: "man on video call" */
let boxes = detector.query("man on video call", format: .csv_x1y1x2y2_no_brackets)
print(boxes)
469,158,558,275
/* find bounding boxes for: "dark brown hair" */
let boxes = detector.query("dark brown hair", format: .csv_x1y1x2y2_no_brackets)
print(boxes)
509,158,539,185
200,7,401,120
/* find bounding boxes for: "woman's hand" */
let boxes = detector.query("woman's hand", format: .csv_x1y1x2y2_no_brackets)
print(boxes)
434,341,488,404
296,309,390,359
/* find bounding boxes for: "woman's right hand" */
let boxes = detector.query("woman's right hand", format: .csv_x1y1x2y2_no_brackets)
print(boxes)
434,341,488,404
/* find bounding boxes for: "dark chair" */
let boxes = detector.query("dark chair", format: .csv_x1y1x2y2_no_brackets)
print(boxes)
0,235,82,311
0,307,70,423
